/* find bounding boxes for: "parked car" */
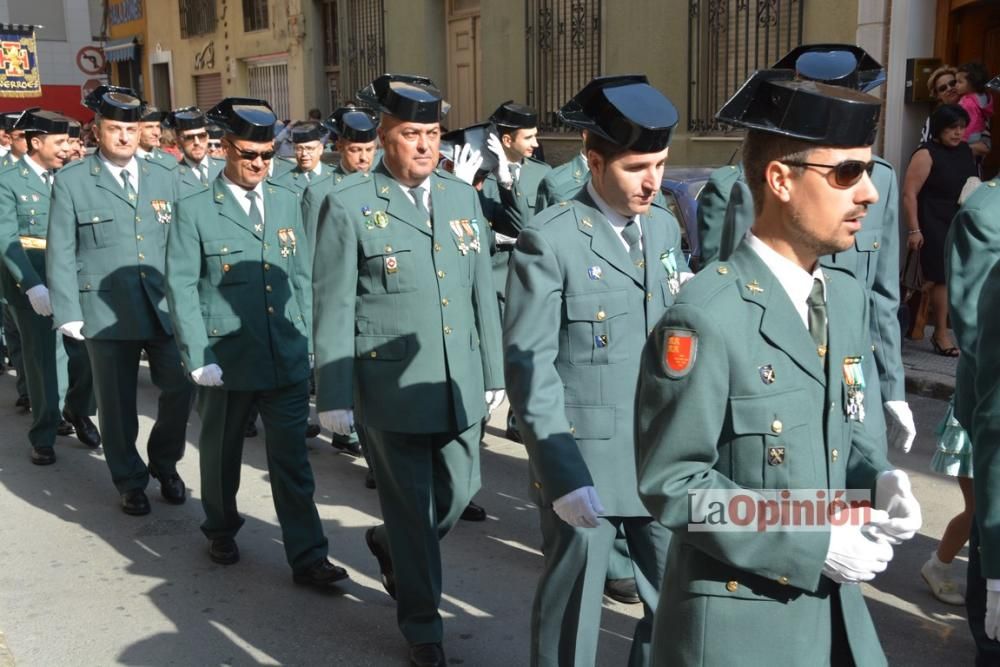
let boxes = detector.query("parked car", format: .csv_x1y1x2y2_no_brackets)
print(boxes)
660,166,717,273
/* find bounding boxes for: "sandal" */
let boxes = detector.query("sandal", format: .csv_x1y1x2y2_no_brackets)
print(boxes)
931,337,960,357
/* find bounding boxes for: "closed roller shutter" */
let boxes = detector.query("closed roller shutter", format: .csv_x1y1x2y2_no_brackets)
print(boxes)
194,73,223,111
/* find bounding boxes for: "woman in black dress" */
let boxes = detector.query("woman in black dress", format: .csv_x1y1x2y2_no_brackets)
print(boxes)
903,104,979,355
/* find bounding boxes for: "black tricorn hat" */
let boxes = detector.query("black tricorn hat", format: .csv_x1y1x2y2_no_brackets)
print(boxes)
772,43,886,93
165,106,207,131
84,85,143,122
439,122,500,173
357,74,449,123
14,108,70,134
988,76,1000,93
489,101,537,130
206,124,224,140
323,105,378,142
67,119,82,139
717,71,881,146
291,121,325,143
140,105,166,123
558,75,678,152
0,112,22,131
206,98,276,142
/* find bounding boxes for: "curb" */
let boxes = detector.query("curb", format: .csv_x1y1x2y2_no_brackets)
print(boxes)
904,371,954,402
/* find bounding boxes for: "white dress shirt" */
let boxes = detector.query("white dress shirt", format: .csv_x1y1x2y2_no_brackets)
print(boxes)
222,173,266,226
587,181,641,252
745,230,826,328
98,151,139,191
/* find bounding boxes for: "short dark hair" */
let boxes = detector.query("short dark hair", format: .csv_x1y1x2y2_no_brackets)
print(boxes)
929,103,970,140
958,62,990,93
740,130,814,216
25,130,44,152
584,131,627,163
308,108,321,120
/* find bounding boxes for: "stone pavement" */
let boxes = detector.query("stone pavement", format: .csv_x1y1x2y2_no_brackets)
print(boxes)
902,326,958,400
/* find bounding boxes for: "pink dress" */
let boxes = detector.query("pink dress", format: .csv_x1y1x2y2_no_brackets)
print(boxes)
960,92,994,143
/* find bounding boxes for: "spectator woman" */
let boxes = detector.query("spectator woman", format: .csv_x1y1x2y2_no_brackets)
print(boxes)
920,65,962,143
903,104,979,356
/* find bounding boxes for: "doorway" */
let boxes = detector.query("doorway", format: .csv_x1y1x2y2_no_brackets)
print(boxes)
446,0,481,129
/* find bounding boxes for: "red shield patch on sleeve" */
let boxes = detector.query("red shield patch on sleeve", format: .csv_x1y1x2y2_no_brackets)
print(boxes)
662,329,698,379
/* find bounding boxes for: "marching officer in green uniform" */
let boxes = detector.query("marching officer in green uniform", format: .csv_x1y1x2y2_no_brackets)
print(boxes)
47,85,193,516
635,70,922,666
2,111,30,410
312,74,504,667
0,109,100,465
534,134,588,213
165,96,349,588
167,106,224,195
271,121,326,197
504,75,684,667
694,45,916,456
135,106,176,170
0,114,27,170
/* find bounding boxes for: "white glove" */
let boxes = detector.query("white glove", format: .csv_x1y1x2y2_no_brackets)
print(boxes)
986,579,1000,639
869,469,923,545
485,389,506,414
486,133,512,187
190,363,224,387
884,401,916,453
25,284,52,317
452,143,484,185
58,320,85,340
552,485,605,528
319,409,354,437
822,507,894,583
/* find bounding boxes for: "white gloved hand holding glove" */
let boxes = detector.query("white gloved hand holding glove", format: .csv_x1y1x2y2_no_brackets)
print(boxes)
884,401,916,453
485,389,506,414
319,409,354,437
486,133,512,188
986,579,1000,639
869,469,923,545
25,284,52,317
452,143,484,185
190,363,224,387
58,320,85,340
823,507,894,583
552,485,605,528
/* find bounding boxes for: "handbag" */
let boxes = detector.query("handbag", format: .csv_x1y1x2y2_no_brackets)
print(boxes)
900,249,924,302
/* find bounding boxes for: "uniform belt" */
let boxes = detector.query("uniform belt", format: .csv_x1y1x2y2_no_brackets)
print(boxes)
496,242,516,250
19,236,46,250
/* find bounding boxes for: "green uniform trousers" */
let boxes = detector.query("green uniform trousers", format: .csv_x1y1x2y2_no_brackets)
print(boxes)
85,335,191,492
366,422,482,645
533,512,667,667
196,379,328,572
3,304,26,397
8,305,93,449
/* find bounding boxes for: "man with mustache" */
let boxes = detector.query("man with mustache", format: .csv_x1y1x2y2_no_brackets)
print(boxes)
635,68,921,665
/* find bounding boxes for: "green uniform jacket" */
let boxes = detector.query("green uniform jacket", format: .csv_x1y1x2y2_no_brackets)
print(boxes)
175,157,224,197
139,148,178,171
479,157,551,237
47,154,178,340
299,164,348,248
946,178,1000,575
166,177,312,390
271,165,311,198
700,158,905,404
635,243,890,666
0,158,52,307
505,190,687,516
534,153,588,214
312,164,504,433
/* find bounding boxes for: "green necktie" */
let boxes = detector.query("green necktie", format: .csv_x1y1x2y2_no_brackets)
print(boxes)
621,219,644,271
121,170,136,201
42,171,51,192
807,277,828,357
246,190,263,231
409,187,429,220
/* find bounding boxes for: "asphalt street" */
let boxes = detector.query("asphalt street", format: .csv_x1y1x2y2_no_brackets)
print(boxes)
0,366,978,665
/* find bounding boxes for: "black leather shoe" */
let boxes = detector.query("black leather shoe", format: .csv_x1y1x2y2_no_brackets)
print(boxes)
409,643,446,667
209,537,240,565
460,501,487,522
63,410,101,448
150,467,186,505
56,419,74,436
365,527,396,599
293,557,350,590
305,422,321,438
364,470,376,489
245,419,258,438
14,394,29,413
330,436,362,457
604,578,641,605
121,488,151,516
30,446,56,465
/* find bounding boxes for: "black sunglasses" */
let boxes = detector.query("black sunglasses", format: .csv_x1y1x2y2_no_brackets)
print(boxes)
782,159,875,187
936,79,958,93
232,146,275,161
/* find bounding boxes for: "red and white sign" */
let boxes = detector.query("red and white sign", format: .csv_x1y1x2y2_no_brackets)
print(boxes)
76,46,104,75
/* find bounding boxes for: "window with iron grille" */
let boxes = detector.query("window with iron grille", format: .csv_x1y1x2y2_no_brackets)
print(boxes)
179,0,217,39
688,0,805,134
321,0,339,68
343,0,386,104
525,0,602,133
243,0,269,33
247,60,289,120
